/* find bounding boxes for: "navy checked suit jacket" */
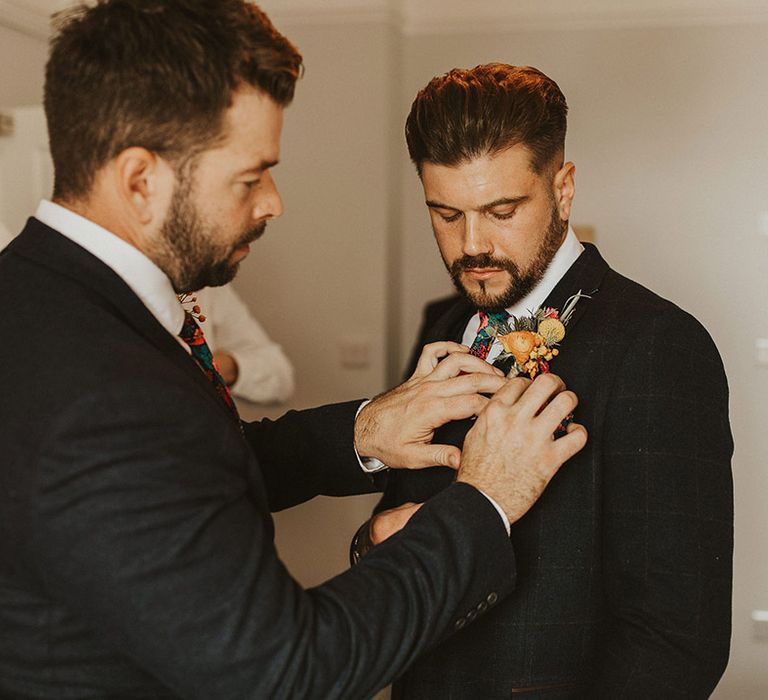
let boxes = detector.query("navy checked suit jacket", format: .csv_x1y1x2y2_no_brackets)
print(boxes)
380,244,734,699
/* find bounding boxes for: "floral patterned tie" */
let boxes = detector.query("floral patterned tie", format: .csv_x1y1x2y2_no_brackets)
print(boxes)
469,310,511,361
179,311,240,423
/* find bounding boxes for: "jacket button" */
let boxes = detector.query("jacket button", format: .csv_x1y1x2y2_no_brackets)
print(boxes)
477,601,488,613
467,609,478,622
487,592,498,605
454,617,466,630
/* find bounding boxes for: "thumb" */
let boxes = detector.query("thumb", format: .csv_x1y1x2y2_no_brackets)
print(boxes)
416,444,461,470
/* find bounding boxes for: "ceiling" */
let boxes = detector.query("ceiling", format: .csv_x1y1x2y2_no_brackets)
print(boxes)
2,0,767,38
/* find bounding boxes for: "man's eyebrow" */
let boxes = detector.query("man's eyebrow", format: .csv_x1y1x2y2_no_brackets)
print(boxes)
238,159,279,175
425,199,458,210
425,195,529,211
479,196,529,210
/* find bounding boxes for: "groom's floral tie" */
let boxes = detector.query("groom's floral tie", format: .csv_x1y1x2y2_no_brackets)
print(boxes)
179,311,240,423
469,310,511,361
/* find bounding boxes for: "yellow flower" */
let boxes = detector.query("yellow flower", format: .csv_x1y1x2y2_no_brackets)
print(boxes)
538,318,566,344
499,330,538,365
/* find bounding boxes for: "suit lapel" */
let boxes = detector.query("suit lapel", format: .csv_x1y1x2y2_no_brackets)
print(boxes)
12,219,234,418
541,243,609,335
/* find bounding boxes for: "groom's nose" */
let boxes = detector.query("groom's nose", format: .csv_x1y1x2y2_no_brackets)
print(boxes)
462,214,493,257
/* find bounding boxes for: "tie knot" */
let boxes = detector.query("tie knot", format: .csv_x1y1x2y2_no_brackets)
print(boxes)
470,309,511,361
477,309,511,335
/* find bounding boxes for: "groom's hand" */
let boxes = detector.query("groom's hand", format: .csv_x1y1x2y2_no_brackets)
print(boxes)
457,373,588,523
354,341,505,469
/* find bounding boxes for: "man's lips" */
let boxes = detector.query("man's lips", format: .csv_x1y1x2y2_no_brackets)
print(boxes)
464,267,504,280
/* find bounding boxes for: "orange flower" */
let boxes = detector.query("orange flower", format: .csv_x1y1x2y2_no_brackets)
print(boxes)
499,330,538,365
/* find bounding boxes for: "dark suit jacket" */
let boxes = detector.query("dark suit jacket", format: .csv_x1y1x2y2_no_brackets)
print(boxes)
0,218,517,699
379,244,734,698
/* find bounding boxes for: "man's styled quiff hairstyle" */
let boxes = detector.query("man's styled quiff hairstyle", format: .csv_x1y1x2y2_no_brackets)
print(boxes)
44,0,303,200
405,63,568,176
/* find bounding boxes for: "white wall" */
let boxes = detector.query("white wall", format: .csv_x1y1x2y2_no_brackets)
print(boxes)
0,24,46,106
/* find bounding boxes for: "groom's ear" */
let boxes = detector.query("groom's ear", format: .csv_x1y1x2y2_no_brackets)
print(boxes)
553,161,576,222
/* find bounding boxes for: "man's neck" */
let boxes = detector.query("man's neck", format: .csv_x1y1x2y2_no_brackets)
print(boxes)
503,226,584,319
54,194,148,258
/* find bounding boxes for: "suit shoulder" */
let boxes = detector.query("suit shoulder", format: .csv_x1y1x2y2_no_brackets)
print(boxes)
601,268,699,324
598,268,723,362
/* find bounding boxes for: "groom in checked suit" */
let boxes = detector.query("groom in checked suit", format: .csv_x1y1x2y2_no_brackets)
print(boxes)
0,7,589,699
355,64,734,697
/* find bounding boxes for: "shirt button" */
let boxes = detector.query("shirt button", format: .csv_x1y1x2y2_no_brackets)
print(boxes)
455,617,467,630
487,592,498,605
477,601,488,613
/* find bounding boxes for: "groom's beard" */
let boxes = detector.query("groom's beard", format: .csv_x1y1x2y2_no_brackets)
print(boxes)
447,203,565,312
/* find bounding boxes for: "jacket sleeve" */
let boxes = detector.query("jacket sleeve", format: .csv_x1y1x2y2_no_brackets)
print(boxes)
31,381,516,699
243,399,380,511
592,309,733,697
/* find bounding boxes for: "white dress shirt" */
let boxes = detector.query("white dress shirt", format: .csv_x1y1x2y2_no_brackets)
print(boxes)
35,200,185,338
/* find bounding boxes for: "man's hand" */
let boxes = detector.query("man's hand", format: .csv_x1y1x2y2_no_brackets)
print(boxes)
457,373,588,523
370,502,423,545
355,342,505,469
350,503,423,565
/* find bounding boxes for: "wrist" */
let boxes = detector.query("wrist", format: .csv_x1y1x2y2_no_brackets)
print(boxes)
353,400,376,458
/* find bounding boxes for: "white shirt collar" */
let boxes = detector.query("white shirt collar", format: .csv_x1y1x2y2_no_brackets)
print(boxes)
462,226,584,350
35,200,185,337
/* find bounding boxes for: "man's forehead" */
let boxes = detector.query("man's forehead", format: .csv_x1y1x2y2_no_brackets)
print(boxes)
421,147,539,203
217,86,283,156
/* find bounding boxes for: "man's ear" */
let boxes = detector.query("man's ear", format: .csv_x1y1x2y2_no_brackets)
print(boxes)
114,147,174,226
553,161,576,222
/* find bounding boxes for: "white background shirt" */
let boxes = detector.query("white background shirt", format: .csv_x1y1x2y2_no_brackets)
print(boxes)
192,286,294,404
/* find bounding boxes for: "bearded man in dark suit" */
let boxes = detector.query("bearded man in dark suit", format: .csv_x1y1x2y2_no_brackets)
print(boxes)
0,8,589,699
353,64,734,698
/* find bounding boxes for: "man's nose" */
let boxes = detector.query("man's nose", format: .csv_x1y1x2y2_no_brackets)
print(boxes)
253,170,284,221
462,215,492,257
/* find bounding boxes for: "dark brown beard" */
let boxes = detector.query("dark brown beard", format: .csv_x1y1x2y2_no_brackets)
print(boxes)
448,202,565,312
156,175,266,293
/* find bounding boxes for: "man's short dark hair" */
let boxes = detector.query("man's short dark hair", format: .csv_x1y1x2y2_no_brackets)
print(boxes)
405,63,568,176
45,0,303,200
